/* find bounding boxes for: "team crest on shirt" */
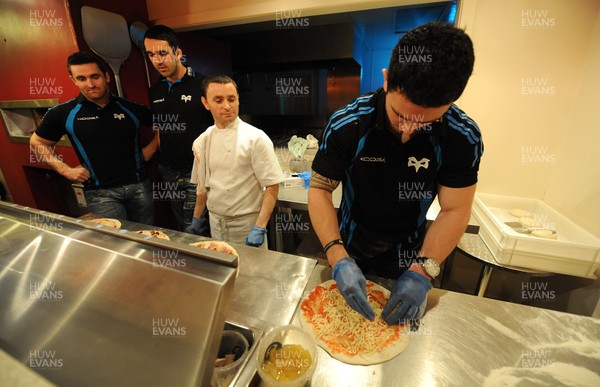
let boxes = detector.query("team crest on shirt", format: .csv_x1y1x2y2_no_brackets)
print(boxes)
181,95,192,102
113,113,125,120
407,157,430,172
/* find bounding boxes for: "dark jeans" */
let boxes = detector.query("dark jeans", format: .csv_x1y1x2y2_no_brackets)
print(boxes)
84,180,154,225
157,165,197,231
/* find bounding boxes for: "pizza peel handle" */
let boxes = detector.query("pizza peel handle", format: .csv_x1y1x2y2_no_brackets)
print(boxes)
81,6,131,97
129,21,151,88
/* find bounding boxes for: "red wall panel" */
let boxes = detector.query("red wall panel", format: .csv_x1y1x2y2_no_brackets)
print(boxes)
0,0,80,207
0,0,231,224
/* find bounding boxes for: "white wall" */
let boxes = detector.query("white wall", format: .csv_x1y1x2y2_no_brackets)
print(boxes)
544,11,600,240
457,0,600,238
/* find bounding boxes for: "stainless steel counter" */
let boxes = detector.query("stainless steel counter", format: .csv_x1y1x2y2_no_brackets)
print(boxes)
5,201,598,386
289,265,600,386
80,214,319,386
0,202,238,386
103,220,318,330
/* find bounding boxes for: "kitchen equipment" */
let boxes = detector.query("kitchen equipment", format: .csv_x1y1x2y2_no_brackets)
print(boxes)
81,6,131,97
256,325,317,387
472,193,600,278
212,330,249,386
129,21,151,88
0,201,237,386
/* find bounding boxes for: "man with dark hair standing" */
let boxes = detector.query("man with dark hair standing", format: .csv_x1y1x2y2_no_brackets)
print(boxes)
30,51,154,224
144,25,212,234
308,23,483,324
191,74,283,248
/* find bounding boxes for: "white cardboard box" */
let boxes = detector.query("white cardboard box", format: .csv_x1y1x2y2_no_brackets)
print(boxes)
280,176,305,188
472,193,600,278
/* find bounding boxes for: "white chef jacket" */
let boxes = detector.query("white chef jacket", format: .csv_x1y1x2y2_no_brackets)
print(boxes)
191,117,283,218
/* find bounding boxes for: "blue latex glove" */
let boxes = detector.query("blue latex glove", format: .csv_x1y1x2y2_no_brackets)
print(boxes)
381,270,432,326
332,258,375,321
185,217,206,235
245,225,267,247
298,171,312,189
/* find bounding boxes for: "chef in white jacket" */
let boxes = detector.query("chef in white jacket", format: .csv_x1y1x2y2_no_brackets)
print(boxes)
189,74,283,248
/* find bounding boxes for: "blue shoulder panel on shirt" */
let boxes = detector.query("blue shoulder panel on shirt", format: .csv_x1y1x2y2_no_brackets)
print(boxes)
321,94,376,151
65,103,100,186
446,105,483,167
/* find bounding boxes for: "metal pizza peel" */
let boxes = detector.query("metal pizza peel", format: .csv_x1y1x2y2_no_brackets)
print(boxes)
81,6,131,97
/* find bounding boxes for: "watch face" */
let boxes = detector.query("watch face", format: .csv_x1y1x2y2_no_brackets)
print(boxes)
424,259,441,278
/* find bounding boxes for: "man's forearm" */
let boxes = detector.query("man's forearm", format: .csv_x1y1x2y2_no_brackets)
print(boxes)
308,173,348,267
30,141,69,174
142,132,159,161
255,184,279,229
418,184,476,264
419,207,471,263
192,190,207,218
31,134,90,183
30,134,78,178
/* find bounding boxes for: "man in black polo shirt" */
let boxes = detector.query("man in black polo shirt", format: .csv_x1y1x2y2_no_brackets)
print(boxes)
144,25,212,234
30,51,154,224
308,23,483,325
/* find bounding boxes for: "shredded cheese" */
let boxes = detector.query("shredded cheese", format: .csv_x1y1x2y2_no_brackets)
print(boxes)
301,282,400,357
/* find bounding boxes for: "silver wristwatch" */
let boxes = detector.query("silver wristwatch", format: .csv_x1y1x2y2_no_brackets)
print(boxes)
419,257,440,279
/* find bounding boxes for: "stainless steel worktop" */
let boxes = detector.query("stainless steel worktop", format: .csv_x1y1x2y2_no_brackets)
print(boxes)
80,214,319,386
0,202,317,386
4,201,599,386
0,203,239,386
103,220,318,329
290,265,600,387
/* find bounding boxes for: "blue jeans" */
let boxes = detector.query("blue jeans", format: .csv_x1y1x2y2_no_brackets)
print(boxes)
84,180,154,225
157,165,198,231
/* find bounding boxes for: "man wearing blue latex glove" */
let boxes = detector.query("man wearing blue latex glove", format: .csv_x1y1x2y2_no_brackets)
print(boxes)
332,257,375,320
381,271,432,325
190,75,284,249
185,216,207,235
308,23,482,324
245,225,267,247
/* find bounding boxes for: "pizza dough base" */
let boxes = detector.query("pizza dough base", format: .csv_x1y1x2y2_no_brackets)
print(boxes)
89,218,121,229
531,229,558,239
136,230,170,240
509,208,532,218
300,280,409,365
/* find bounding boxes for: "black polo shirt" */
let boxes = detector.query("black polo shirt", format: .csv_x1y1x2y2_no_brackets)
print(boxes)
149,67,212,172
312,88,483,259
36,94,151,189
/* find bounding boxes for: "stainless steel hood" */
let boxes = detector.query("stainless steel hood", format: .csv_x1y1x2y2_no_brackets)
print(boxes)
0,202,237,386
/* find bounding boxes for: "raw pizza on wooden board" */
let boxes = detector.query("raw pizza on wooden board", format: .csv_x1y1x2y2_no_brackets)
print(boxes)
300,280,409,365
189,240,238,257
